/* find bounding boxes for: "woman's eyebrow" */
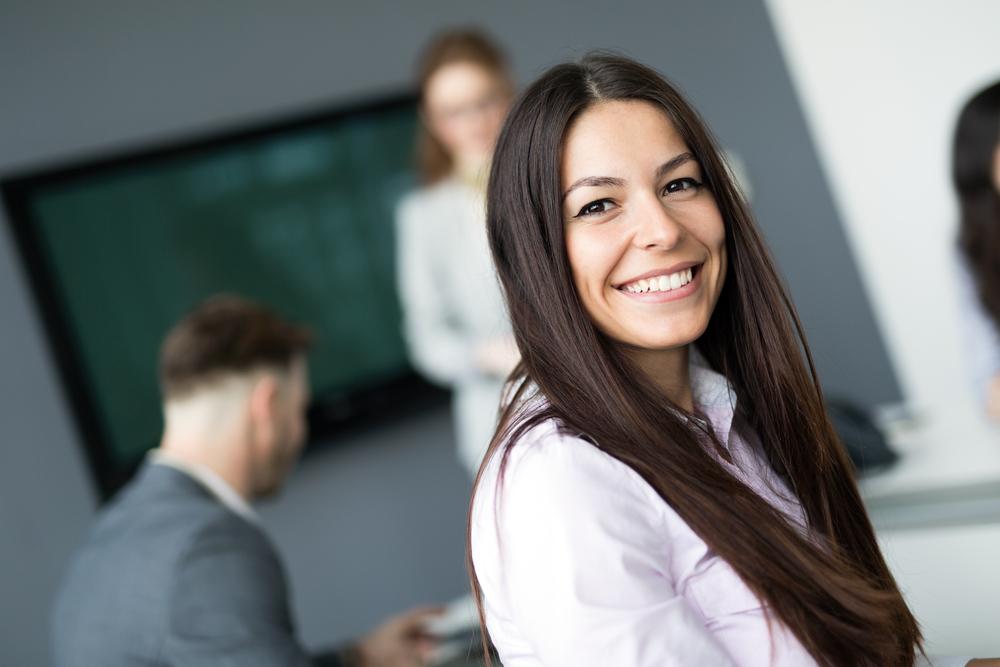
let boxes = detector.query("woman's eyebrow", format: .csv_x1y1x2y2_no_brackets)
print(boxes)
561,176,624,202
655,152,695,180
561,152,696,202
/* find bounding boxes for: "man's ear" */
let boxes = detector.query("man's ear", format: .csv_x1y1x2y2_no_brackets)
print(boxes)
248,374,280,427
993,145,1000,193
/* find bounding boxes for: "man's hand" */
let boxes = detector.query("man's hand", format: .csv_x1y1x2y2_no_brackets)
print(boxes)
355,606,443,667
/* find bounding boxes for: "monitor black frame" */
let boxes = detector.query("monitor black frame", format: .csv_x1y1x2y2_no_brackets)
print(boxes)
1,91,448,502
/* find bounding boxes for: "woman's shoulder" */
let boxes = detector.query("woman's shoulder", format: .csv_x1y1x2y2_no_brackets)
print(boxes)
474,412,670,528
500,418,624,479
470,411,691,604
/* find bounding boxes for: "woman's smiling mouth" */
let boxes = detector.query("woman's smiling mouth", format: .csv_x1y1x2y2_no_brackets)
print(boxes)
615,262,703,301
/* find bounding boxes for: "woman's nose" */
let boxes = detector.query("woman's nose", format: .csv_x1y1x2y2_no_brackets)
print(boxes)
632,194,684,250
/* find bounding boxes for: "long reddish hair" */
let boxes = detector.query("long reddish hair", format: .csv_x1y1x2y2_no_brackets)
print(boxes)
468,53,922,666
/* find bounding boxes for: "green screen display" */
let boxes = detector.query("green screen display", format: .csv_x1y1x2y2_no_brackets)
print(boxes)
27,102,419,466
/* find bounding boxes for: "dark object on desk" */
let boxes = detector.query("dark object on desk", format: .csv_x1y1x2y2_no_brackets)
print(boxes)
827,398,898,473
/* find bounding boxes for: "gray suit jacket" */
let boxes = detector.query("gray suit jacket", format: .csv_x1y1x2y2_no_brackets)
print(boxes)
52,462,342,666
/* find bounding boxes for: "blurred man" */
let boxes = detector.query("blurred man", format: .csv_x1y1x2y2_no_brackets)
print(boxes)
52,295,437,667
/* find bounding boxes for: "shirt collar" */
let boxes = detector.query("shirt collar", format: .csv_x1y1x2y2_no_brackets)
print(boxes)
148,449,258,524
518,349,740,441
689,349,739,442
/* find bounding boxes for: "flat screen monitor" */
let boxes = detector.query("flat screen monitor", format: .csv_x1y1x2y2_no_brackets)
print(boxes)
2,93,446,499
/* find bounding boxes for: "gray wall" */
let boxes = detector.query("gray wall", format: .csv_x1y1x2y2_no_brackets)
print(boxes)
0,1,899,664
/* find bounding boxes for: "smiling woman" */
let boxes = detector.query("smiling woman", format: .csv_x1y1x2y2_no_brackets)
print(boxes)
562,102,726,399
466,54,941,667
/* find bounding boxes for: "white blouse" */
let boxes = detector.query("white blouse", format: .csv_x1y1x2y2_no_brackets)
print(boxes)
472,364,816,667
470,360,959,666
955,254,1000,405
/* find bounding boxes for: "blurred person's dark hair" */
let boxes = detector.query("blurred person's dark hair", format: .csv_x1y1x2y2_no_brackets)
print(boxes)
955,80,1000,328
415,28,512,184
159,294,313,400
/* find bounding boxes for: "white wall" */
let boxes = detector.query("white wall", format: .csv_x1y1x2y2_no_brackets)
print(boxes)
766,2,1000,654
765,0,1000,485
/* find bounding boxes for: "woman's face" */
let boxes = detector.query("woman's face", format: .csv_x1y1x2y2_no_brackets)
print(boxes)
423,61,510,168
561,100,727,352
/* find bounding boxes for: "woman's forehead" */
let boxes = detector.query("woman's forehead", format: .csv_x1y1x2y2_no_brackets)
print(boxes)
561,100,690,181
425,61,501,106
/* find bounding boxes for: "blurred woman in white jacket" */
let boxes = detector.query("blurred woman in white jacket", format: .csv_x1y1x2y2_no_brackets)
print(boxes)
396,30,518,475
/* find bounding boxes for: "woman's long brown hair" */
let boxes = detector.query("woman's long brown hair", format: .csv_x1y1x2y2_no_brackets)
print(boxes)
467,53,922,666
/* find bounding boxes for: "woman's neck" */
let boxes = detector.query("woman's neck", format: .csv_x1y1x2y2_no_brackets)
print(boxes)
627,344,694,412
452,155,489,192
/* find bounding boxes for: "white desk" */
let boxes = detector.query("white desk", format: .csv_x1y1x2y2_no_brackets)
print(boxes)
861,401,1000,656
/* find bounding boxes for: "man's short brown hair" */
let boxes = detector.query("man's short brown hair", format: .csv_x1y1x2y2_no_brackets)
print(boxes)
159,295,313,400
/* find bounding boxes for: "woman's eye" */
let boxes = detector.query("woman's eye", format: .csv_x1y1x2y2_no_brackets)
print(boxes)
662,177,702,197
575,198,616,218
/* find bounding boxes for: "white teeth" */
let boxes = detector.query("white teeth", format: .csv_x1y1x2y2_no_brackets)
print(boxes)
622,266,696,294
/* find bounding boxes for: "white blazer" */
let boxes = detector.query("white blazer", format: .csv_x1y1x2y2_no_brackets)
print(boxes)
395,177,511,474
